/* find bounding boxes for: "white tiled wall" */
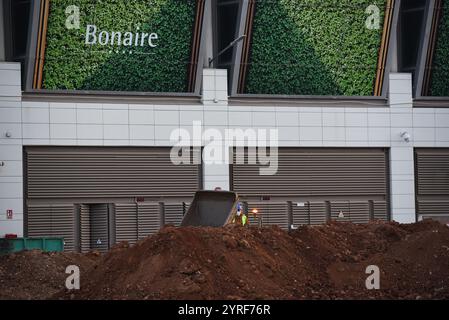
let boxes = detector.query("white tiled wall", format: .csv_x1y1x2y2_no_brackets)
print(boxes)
1,65,449,236
388,74,416,223
203,163,230,191
202,69,228,105
0,63,23,237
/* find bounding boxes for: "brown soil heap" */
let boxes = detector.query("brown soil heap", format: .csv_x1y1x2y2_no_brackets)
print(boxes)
0,250,98,300
1,220,449,300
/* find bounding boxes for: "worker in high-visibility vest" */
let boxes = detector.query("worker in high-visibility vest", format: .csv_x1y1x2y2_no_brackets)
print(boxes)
241,212,248,227
232,202,243,225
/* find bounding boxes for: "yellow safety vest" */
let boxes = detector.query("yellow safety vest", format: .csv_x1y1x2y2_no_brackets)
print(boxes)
242,214,248,226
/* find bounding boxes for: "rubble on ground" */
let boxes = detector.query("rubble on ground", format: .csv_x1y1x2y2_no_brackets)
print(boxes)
1,220,449,300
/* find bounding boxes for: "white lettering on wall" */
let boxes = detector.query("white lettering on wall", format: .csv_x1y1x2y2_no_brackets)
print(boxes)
84,25,159,48
85,24,97,44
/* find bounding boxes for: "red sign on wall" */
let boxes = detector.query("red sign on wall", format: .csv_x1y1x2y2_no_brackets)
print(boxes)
6,209,13,220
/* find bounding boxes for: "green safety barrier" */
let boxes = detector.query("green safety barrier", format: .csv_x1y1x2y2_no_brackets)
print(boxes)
0,238,64,255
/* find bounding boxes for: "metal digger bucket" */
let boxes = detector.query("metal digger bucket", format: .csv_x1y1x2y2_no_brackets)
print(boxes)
181,191,239,227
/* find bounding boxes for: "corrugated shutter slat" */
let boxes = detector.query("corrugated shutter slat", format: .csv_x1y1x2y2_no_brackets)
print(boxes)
115,204,138,245
90,204,109,252
138,203,161,239
27,204,75,251
232,149,387,197
416,149,449,216
25,147,201,199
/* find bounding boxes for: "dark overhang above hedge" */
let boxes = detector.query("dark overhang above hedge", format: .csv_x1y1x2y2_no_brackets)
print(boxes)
22,89,202,105
229,94,388,107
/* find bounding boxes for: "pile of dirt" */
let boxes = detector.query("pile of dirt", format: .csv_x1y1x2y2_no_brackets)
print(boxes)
64,225,316,300
67,220,449,300
0,250,98,300
1,220,449,300
297,221,449,299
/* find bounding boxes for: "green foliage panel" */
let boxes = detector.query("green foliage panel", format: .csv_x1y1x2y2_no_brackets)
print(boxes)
42,0,196,92
245,0,386,96
429,4,449,96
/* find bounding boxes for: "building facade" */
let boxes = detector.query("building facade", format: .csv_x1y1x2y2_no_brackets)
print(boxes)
0,0,448,251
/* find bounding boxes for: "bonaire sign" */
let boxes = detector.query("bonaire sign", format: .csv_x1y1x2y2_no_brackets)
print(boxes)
85,25,159,48
35,0,200,92
64,5,159,48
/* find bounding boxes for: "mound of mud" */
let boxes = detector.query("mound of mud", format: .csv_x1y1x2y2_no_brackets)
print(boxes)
68,220,449,300
0,250,98,300
2,220,448,300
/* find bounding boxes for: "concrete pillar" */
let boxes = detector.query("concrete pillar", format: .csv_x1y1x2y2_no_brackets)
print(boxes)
389,73,416,223
201,68,228,105
202,69,230,191
203,163,230,191
0,62,23,237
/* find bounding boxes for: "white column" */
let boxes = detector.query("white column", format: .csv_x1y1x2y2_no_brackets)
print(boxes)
202,69,230,190
201,68,228,105
203,163,230,191
389,73,416,223
0,62,23,237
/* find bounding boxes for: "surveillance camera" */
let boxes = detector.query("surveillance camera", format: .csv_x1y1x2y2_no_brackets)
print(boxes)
400,131,411,143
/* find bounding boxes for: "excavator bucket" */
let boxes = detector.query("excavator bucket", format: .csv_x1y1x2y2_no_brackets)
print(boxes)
181,191,239,227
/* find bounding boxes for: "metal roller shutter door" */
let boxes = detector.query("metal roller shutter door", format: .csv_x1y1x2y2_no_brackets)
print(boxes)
24,147,201,251
90,204,110,252
373,201,388,221
232,148,389,225
232,148,388,197
78,204,91,253
292,202,327,226
164,203,187,226
348,201,370,224
77,202,162,251
415,148,449,217
27,205,52,238
292,202,310,226
138,203,162,239
245,202,289,229
27,204,75,251
330,201,351,222
417,200,449,215
114,203,138,245
114,202,163,244
24,147,201,199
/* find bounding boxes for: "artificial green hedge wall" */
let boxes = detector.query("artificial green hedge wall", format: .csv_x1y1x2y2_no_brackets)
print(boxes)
245,0,386,96
42,0,196,92
429,3,449,96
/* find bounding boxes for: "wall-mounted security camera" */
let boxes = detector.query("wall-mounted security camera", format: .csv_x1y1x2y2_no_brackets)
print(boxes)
5,131,12,138
400,131,411,143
